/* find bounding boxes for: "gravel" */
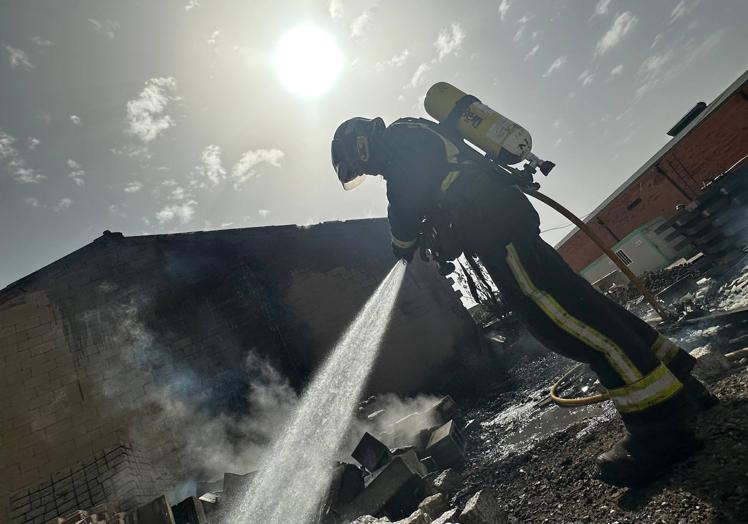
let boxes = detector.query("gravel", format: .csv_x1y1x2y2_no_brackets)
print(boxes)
454,368,748,523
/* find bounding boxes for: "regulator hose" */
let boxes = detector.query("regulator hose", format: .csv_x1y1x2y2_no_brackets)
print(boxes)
550,349,748,407
524,189,671,322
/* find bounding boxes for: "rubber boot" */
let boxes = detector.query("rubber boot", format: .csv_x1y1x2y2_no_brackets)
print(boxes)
596,415,703,487
678,373,719,411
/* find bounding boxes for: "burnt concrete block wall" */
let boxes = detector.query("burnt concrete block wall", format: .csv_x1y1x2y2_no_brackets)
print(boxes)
0,218,484,523
8,444,171,524
558,76,748,272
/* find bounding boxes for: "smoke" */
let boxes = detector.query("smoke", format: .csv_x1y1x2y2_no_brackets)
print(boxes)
81,296,300,484
348,393,443,450
80,292,446,496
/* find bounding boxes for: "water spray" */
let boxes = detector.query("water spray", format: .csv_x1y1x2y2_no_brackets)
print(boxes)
233,263,406,524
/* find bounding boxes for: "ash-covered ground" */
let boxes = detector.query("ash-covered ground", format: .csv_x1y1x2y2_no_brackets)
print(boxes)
457,367,747,523
446,256,748,523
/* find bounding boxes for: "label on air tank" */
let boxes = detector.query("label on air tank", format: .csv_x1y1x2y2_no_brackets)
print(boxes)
487,120,515,145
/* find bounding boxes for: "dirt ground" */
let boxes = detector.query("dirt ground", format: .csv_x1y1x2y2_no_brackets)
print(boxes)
456,366,748,523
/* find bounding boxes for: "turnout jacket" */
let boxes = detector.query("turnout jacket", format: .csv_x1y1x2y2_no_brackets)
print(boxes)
379,118,540,254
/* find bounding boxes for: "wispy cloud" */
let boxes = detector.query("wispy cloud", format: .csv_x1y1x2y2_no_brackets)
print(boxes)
156,200,197,224
524,44,540,61
3,45,34,70
124,181,143,193
578,69,595,86
542,56,567,78
435,23,465,60
594,11,637,56
591,0,613,19
25,197,41,208
67,159,86,186
514,15,531,42
405,62,433,89
634,28,725,101
231,148,284,189
207,30,220,47
329,0,343,19
27,137,40,150
195,145,226,186
88,19,120,39
53,198,73,212
350,8,375,38
70,115,82,126
670,0,700,24
651,33,664,49
498,0,511,21
0,128,46,183
126,77,179,143
185,0,199,11
609,64,624,79
31,36,54,47
258,209,270,218
375,49,409,70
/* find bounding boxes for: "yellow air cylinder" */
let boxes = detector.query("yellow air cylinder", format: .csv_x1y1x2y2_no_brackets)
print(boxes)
424,82,532,165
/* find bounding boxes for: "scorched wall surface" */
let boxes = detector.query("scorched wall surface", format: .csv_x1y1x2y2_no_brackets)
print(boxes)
0,218,483,523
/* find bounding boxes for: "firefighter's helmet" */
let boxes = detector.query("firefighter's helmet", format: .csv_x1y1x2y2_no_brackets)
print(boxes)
331,117,385,190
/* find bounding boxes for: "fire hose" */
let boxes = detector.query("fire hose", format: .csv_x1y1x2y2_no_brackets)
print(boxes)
524,189,671,322
549,349,748,407
519,189,746,406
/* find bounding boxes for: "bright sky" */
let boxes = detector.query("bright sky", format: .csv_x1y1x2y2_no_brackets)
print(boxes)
1,0,747,289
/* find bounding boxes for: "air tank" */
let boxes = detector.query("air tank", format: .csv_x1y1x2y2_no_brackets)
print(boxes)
424,82,532,166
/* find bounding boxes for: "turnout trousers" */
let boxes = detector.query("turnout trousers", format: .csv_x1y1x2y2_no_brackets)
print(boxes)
441,172,696,423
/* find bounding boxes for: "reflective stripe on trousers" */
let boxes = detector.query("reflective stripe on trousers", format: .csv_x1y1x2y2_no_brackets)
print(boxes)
504,242,683,413
652,334,680,363
607,362,683,413
505,243,641,383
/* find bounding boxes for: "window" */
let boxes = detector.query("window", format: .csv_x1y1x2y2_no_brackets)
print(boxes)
616,249,632,265
626,198,642,211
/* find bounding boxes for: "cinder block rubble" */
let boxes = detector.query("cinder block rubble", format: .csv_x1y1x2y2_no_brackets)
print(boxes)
418,493,449,519
340,455,427,520
691,344,733,381
171,497,207,524
459,490,507,524
136,496,174,524
426,420,466,468
353,432,393,472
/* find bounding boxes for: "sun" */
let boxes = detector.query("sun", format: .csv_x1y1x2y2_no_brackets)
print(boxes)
273,25,343,98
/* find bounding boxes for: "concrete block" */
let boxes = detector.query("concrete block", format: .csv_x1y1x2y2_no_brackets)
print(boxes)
432,508,459,524
395,509,431,524
691,345,733,382
427,396,457,424
426,421,465,468
395,450,427,478
352,432,393,472
431,469,462,496
418,493,449,519
341,455,427,520
136,495,175,524
459,490,506,524
171,496,207,524
350,516,392,524
325,462,365,514
419,456,438,474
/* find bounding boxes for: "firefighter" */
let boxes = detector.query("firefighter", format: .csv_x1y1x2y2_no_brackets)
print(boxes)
330,115,718,487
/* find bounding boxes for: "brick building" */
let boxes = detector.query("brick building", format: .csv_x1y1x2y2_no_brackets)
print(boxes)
557,70,748,278
0,218,484,523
